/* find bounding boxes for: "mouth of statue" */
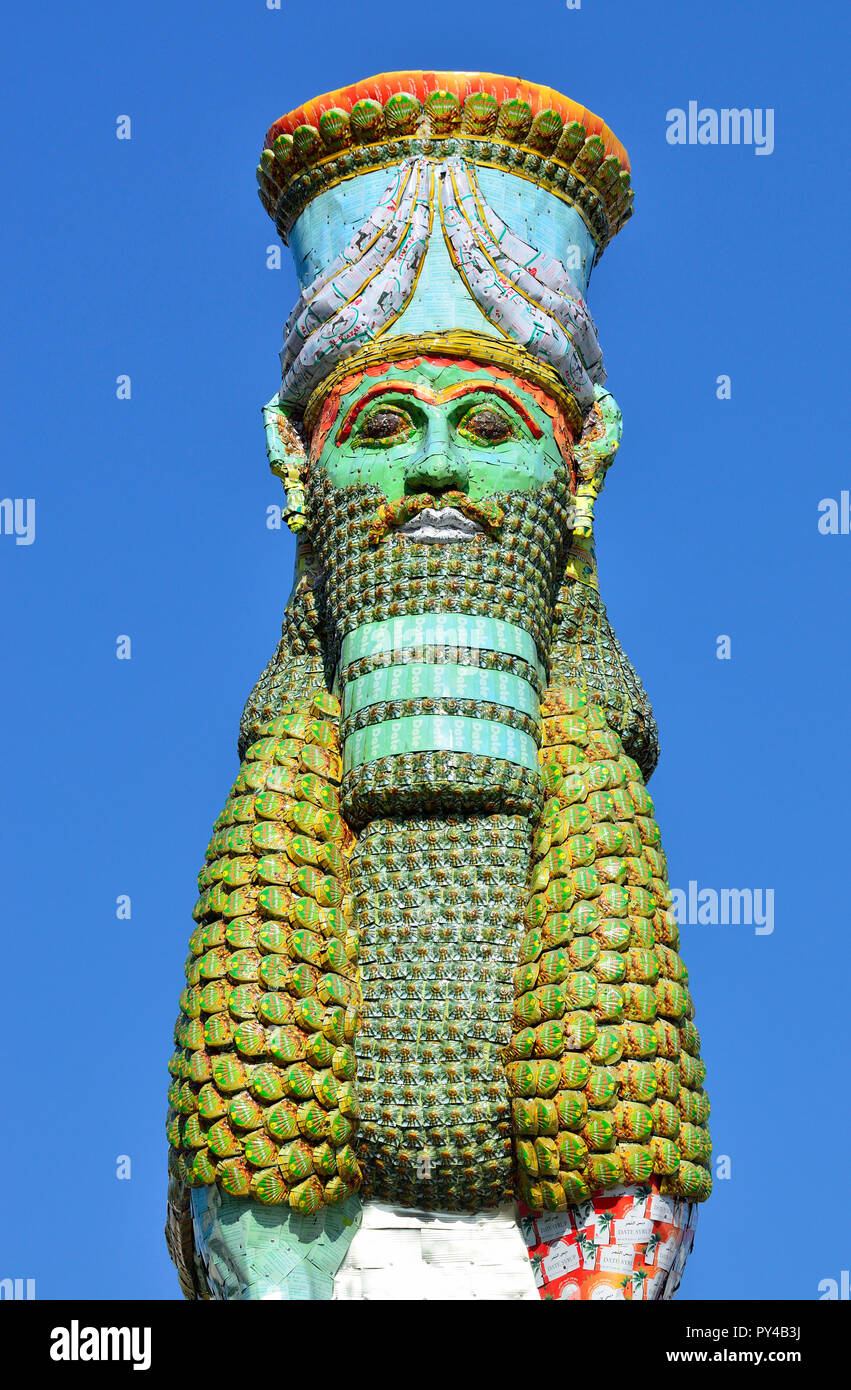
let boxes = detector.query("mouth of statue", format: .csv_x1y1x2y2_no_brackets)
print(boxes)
367,491,504,546
395,506,485,544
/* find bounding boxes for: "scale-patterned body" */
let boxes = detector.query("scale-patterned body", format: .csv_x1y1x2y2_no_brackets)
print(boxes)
515,685,711,1209
165,690,364,1224
166,681,711,1255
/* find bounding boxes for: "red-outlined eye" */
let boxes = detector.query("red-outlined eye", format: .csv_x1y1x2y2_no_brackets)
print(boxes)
456,404,517,445
353,406,414,447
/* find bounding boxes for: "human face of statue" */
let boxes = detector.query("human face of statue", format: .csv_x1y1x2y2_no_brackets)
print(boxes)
305,357,577,823
310,358,575,542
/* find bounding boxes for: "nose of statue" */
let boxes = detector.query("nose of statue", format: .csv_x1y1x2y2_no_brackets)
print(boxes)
404,449,470,496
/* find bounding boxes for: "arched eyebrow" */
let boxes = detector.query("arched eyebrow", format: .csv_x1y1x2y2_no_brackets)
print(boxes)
336,379,544,443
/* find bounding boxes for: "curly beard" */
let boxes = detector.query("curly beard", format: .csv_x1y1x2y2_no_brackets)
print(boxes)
304,460,576,1209
307,463,574,827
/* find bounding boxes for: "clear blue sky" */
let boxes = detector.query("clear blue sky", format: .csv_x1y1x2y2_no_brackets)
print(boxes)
1,0,847,1300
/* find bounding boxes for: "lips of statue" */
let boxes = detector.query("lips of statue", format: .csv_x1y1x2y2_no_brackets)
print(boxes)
397,507,484,544
311,361,569,524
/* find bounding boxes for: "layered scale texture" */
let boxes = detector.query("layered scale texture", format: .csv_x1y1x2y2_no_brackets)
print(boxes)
512,684,711,1208
167,682,710,1283
166,691,365,1238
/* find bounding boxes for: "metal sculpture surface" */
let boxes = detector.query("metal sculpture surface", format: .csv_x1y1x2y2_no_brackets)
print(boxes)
166,72,711,1301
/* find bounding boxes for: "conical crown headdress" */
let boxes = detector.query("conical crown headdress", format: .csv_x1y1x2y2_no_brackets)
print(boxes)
258,71,633,582
258,72,633,434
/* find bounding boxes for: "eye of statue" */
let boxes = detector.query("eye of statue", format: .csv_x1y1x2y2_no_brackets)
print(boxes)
457,405,516,444
355,407,413,446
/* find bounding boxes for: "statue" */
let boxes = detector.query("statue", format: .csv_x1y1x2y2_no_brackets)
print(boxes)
165,71,711,1301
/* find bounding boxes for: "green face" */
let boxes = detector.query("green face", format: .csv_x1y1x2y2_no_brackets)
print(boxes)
313,359,567,502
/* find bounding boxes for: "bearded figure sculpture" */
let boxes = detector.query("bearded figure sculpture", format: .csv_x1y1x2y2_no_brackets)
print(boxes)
166,72,712,1301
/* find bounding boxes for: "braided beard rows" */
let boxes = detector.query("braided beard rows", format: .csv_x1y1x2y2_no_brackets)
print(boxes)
307,464,574,825
308,464,574,666
306,463,575,1208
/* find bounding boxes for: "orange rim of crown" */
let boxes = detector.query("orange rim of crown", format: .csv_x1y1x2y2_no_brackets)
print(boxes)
264,70,630,171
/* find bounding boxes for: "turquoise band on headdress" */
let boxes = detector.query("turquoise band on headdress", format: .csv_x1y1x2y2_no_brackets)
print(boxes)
290,162,597,298
279,155,605,418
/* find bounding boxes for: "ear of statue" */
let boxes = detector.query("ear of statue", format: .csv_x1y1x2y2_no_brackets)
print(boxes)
572,386,623,540
263,395,310,533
